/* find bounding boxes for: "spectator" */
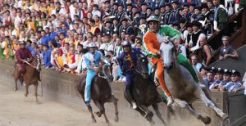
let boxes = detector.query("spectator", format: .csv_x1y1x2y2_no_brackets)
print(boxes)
209,68,223,90
190,21,205,51
203,67,215,88
190,54,203,72
168,1,181,25
219,36,239,60
220,70,244,93
213,0,228,32
218,68,232,91
197,35,213,65
42,44,52,69
174,38,187,57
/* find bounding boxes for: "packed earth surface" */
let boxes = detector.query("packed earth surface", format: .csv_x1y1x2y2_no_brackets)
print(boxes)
0,80,204,126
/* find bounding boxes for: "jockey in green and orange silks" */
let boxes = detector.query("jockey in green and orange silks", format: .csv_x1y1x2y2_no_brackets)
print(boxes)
143,15,199,106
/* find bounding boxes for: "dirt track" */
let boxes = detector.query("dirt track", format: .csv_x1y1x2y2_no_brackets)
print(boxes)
0,81,204,126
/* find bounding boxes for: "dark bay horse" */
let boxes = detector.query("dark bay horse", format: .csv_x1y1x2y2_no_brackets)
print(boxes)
77,64,119,126
13,56,41,103
124,54,166,125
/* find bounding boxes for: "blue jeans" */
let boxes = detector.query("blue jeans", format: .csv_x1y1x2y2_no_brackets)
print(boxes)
84,69,96,104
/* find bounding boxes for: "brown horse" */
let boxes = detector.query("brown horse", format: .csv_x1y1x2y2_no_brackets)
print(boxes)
77,65,119,126
13,56,41,103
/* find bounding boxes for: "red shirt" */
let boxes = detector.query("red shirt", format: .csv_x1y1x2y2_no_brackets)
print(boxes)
15,48,32,64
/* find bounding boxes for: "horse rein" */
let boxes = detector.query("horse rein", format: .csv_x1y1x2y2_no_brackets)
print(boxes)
22,58,41,71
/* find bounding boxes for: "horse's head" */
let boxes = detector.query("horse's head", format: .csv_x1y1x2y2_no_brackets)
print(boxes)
160,41,177,71
136,54,149,79
102,57,114,82
30,56,41,72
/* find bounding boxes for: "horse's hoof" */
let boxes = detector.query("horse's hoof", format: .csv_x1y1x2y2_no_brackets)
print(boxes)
107,122,111,126
92,118,96,123
200,116,211,125
36,101,41,104
114,116,119,122
149,120,155,126
221,113,229,120
95,112,102,117
145,112,154,122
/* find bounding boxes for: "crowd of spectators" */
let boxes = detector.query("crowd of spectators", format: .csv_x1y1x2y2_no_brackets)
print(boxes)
199,67,245,93
0,0,245,91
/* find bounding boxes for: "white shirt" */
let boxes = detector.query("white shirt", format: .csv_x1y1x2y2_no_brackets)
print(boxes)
69,5,76,21
14,16,22,28
92,10,101,18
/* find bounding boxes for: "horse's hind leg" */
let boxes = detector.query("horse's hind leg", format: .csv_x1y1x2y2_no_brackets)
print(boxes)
139,105,154,124
14,79,18,91
175,99,211,125
86,104,96,123
152,104,166,125
25,84,29,97
198,90,228,119
34,83,39,103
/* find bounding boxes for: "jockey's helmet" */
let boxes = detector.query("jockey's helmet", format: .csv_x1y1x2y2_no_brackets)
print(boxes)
147,15,160,24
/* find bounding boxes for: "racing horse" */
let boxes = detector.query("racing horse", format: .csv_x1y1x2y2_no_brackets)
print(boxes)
13,56,41,103
123,54,167,125
77,63,119,126
159,40,228,124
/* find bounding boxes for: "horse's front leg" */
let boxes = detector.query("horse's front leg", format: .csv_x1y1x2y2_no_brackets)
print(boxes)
25,84,29,97
14,78,18,91
152,104,166,126
94,101,110,125
34,83,39,103
138,105,154,124
86,104,96,123
174,98,211,125
198,89,228,119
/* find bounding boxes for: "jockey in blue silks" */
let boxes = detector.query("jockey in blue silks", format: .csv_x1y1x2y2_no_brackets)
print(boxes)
117,41,143,109
84,43,102,105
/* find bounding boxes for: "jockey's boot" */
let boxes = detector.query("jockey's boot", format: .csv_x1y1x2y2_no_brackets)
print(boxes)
131,101,137,109
166,96,174,106
126,87,138,109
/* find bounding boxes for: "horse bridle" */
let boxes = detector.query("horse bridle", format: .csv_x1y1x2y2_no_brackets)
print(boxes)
23,57,41,71
135,54,149,78
161,41,177,71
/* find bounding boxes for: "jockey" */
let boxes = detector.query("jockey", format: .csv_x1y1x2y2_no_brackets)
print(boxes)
15,41,33,78
143,15,181,106
84,43,102,105
117,41,142,109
